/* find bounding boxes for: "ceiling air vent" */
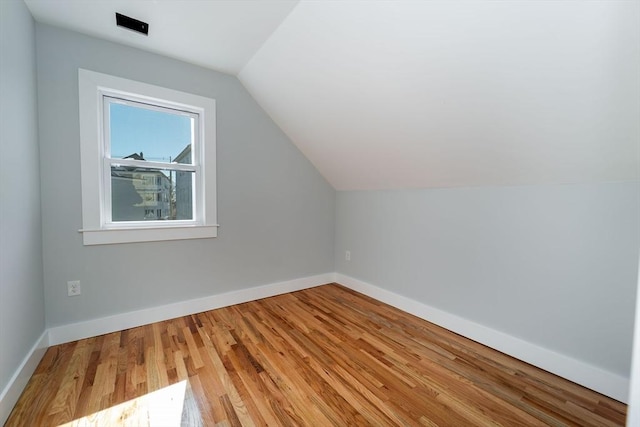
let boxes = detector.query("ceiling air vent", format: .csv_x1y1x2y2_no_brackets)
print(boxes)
115,13,149,36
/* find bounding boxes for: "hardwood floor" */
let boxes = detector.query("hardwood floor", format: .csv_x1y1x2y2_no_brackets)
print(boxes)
6,284,626,426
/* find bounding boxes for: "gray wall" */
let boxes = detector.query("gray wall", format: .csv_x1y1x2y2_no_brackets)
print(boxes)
335,182,640,376
0,0,46,394
35,24,335,327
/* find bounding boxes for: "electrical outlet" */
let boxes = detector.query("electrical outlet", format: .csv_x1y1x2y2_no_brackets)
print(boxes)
67,280,81,296
345,250,351,261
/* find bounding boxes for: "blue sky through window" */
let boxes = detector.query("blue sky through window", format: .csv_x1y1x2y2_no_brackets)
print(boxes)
110,102,192,163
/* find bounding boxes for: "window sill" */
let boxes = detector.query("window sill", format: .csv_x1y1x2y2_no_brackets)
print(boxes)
79,225,219,245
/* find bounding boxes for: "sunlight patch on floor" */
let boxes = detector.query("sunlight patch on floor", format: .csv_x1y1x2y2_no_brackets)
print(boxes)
58,380,188,427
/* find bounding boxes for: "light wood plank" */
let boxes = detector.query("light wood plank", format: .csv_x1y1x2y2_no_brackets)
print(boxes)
5,284,627,426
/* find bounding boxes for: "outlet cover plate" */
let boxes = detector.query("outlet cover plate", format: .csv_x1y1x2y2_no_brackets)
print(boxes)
67,280,81,296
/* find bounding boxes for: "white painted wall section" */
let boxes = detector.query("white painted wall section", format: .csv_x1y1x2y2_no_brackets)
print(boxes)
0,0,47,423
335,182,640,396
35,23,335,329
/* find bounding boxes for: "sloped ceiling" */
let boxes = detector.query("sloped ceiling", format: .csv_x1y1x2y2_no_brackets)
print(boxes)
24,0,640,190
23,0,299,75
239,1,640,190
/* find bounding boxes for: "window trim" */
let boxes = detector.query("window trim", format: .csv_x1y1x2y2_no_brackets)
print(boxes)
78,69,218,245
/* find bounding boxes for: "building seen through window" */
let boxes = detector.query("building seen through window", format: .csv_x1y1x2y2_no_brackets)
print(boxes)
111,149,192,222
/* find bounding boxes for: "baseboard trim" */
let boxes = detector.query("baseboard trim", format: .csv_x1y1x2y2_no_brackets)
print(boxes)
335,273,630,404
48,273,334,346
0,330,49,425
5,272,628,424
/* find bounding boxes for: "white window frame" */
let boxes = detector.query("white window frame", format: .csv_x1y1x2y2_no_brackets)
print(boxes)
101,96,200,227
78,69,217,245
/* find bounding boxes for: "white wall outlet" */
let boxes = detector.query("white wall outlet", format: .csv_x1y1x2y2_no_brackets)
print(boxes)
345,250,351,261
67,280,81,296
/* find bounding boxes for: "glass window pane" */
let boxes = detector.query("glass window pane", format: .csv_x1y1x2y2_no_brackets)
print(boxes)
175,169,194,220
111,167,193,221
108,99,194,164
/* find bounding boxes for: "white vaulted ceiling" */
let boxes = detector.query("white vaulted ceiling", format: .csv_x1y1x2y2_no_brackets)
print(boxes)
24,0,640,190
239,1,640,190
24,0,299,75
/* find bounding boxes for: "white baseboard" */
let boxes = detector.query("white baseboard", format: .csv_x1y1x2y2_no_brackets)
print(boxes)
0,330,49,426
48,273,334,346
335,273,630,404
3,271,628,425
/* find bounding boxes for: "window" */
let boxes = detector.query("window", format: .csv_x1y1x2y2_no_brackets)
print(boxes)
78,69,217,245
105,97,195,223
